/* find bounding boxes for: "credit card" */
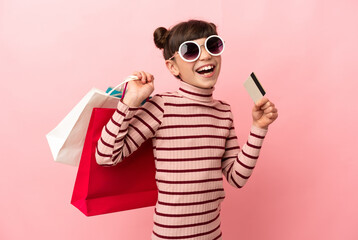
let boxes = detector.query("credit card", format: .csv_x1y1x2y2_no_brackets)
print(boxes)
243,72,266,103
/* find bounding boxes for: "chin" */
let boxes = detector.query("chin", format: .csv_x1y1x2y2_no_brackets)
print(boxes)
198,77,218,89
203,82,216,88
183,74,218,89
193,82,215,89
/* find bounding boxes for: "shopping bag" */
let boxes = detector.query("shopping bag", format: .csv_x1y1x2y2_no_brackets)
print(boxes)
71,108,158,216
46,76,138,166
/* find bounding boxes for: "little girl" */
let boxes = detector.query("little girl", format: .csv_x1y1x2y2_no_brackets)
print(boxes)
96,19,278,240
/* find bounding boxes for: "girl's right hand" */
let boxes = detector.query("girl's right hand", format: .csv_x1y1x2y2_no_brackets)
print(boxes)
122,71,155,107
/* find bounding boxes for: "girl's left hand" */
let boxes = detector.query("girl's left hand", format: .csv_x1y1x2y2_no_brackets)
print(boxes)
252,97,278,129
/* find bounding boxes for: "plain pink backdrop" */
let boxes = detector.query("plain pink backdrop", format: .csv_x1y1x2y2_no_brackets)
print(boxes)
1,0,357,239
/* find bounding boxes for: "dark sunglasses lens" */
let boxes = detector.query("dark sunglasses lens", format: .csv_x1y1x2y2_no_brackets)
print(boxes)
207,37,224,55
180,42,199,60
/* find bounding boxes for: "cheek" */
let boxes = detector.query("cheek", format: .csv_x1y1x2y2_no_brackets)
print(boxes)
176,59,195,73
181,64,196,74
216,56,222,64
215,57,222,72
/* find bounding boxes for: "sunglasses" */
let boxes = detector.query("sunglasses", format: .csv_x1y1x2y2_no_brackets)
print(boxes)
168,35,225,62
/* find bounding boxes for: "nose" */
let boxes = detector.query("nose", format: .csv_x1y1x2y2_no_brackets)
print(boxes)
198,45,211,61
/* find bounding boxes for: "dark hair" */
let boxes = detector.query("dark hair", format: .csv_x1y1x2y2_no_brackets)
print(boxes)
153,19,218,61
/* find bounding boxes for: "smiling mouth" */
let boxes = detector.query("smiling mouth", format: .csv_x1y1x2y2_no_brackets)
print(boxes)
196,65,216,75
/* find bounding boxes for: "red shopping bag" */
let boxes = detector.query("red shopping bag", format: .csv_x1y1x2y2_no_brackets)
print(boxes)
71,108,158,216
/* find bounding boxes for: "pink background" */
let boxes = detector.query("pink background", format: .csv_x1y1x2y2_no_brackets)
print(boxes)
1,0,357,239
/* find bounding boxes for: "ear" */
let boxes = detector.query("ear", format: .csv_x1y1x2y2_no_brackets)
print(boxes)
165,60,180,77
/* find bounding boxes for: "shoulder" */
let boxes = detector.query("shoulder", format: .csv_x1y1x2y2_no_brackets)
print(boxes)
214,99,232,111
145,90,182,112
154,91,184,105
155,91,182,100
217,99,231,107
211,99,234,122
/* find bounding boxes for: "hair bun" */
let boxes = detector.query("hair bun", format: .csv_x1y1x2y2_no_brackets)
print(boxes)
153,27,168,49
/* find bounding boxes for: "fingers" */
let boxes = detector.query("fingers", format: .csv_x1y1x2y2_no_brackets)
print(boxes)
132,71,154,84
267,112,278,119
254,97,278,116
263,102,278,120
256,97,275,110
263,106,278,114
255,97,269,109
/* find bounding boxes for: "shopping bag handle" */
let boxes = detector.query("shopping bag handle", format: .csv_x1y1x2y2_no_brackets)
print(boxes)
107,75,139,96
107,75,150,103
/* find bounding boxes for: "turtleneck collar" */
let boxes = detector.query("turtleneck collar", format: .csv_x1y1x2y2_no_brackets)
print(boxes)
177,80,215,102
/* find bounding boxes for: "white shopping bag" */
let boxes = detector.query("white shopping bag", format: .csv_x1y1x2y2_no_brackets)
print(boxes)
46,76,138,166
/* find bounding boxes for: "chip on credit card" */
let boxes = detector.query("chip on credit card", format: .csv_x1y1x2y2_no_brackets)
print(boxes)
243,72,266,103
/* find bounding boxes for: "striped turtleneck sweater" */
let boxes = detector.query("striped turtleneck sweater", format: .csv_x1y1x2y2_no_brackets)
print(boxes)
96,79,268,240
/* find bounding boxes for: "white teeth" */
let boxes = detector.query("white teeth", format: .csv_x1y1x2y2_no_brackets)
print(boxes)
197,65,214,71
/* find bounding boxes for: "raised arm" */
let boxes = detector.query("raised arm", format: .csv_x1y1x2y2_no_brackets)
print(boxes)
95,71,164,166
221,97,277,188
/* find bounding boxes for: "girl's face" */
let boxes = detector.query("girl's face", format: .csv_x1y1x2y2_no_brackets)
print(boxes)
165,37,222,89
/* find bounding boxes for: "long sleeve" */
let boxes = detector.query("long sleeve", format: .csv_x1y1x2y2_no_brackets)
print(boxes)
221,109,268,188
95,94,165,166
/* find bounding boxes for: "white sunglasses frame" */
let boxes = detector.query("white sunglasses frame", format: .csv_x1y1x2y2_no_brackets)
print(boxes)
168,35,225,62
